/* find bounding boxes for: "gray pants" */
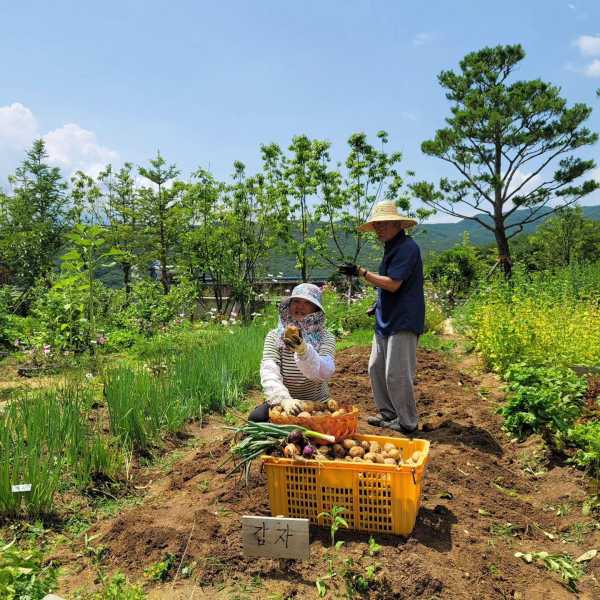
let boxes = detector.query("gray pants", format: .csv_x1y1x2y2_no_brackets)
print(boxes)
368,331,418,430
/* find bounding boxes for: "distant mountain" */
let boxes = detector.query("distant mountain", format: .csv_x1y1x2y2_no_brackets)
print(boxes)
414,205,600,255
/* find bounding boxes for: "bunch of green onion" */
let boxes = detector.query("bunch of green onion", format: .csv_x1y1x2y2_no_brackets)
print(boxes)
225,421,334,484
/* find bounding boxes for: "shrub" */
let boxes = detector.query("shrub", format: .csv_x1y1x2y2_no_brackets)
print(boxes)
499,364,587,440
0,539,58,600
426,237,484,307
458,264,600,372
568,421,600,480
322,287,376,337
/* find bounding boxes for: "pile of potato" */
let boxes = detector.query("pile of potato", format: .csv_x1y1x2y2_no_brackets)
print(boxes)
271,398,350,418
312,438,422,467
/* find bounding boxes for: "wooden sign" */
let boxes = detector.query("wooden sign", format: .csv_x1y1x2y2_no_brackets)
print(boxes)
241,516,309,560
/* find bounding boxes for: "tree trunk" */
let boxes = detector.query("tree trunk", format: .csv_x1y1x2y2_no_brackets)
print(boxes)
494,224,512,279
123,262,131,306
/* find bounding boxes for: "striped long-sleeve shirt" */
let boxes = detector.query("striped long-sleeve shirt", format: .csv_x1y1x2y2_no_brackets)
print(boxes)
260,329,336,404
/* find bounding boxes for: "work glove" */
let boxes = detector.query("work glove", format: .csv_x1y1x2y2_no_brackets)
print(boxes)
280,396,304,416
337,262,361,277
283,325,307,357
366,303,376,317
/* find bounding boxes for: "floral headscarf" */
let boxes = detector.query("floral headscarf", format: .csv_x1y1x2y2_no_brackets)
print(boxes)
275,296,326,352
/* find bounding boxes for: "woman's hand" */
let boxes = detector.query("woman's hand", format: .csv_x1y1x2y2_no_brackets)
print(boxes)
283,325,307,356
281,397,304,415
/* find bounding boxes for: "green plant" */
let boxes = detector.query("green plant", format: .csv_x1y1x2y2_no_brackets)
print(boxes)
73,571,147,599
317,505,349,549
367,536,381,556
568,421,600,482
144,553,176,582
0,539,58,600
499,364,586,440
514,551,583,591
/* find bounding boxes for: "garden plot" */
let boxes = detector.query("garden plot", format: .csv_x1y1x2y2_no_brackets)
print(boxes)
53,347,600,599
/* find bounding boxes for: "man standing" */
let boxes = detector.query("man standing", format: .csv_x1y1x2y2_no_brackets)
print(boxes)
338,200,424,435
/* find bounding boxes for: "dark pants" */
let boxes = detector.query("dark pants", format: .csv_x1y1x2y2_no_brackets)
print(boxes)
248,402,270,422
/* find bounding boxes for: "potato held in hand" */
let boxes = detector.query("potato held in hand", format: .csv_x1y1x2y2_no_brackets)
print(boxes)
284,325,300,341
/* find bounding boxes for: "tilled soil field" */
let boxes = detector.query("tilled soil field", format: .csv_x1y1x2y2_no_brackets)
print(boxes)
56,346,600,599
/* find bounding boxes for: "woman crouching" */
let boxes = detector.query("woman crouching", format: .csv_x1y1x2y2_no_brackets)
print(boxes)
249,283,336,421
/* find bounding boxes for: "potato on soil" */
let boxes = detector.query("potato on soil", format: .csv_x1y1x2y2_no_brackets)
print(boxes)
344,456,354,461
363,452,377,462
411,451,422,463
342,439,357,450
332,444,346,458
297,411,312,419
353,456,364,462
384,458,397,465
317,445,331,455
383,442,397,453
372,453,385,464
360,440,371,451
348,446,365,458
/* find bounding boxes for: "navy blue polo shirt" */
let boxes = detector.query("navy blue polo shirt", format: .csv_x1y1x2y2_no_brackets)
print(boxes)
375,230,425,337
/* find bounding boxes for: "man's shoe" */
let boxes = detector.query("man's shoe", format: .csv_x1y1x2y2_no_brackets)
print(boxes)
384,418,418,436
367,413,394,427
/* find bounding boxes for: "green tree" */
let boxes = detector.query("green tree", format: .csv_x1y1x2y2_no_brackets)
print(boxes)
521,206,600,269
0,140,68,291
98,163,142,301
138,152,182,293
54,224,122,352
314,131,429,272
278,135,330,281
413,44,599,277
224,161,288,319
178,168,227,312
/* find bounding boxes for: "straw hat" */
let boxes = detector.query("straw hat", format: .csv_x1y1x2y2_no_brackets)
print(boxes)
358,200,417,232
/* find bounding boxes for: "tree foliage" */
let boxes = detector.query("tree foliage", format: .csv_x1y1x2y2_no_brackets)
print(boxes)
0,140,69,292
413,44,599,276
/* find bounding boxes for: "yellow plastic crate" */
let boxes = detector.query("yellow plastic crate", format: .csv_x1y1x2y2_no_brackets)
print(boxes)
262,433,430,536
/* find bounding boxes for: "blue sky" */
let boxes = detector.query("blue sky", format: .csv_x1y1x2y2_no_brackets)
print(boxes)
1,0,600,221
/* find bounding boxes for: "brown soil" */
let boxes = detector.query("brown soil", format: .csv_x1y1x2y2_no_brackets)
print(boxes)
56,347,600,599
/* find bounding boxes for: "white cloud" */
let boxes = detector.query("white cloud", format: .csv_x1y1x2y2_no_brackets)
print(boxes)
583,58,600,77
0,102,118,187
412,32,434,47
0,103,38,151
574,34,600,56
44,123,119,178
506,169,544,198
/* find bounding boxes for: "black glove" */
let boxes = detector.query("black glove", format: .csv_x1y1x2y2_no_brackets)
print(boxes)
366,303,376,317
338,262,360,277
